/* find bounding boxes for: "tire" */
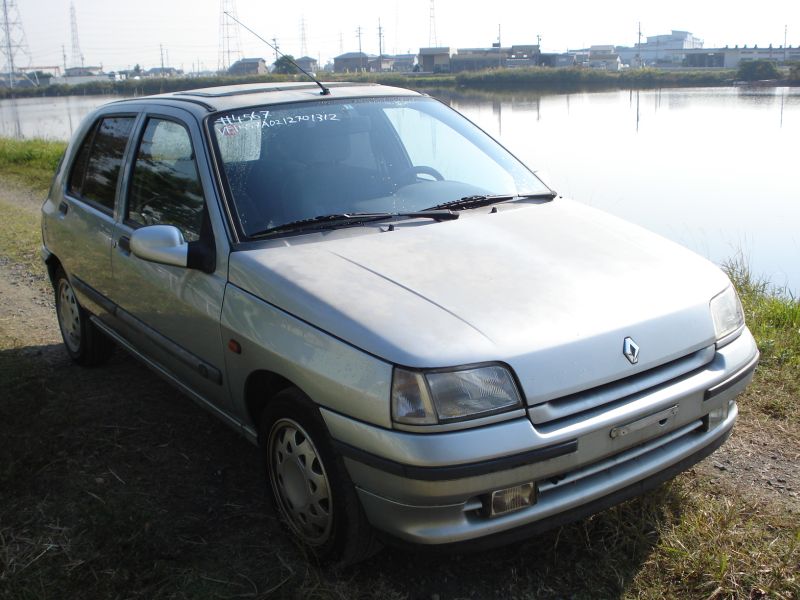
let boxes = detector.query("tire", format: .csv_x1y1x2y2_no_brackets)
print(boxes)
53,267,113,366
260,387,380,566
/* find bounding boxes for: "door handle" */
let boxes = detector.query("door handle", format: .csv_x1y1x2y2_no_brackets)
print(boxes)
118,236,131,253
58,201,69,215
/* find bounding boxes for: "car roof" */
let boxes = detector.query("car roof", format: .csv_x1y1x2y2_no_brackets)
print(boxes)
107,81,423,115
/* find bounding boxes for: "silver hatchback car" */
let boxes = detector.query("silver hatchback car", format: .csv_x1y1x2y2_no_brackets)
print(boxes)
42,82,759,564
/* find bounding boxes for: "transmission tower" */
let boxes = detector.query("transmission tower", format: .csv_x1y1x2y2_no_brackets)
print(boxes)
300,16,308,58
1,0,33,87
218,0,243,72
428,0,438,47
69,2,83,68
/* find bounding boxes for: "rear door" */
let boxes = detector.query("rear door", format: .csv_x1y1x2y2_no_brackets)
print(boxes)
109,108,231,415
51,114,137,306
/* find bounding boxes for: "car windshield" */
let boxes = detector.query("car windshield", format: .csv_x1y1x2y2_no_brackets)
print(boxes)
210,96,551,238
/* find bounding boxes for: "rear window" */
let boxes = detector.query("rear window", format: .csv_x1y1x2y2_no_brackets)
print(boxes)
67,116,135,213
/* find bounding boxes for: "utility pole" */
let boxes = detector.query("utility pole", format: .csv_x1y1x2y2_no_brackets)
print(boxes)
356,26,363,71
637,21,643,68
160,43,165,76
498,24,502,68
61,44,67,76
271,37,279,63
377,19,383,72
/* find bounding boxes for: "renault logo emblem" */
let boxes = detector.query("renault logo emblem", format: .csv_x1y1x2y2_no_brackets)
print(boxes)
623,337,640,365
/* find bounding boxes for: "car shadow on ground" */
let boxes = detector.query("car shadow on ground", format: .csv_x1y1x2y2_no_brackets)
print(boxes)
1,343,681,599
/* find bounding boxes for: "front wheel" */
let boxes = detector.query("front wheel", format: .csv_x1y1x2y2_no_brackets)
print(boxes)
261,388,380,565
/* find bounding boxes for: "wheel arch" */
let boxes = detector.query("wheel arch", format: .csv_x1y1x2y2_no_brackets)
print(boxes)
44,251,63,285
244,369,301,438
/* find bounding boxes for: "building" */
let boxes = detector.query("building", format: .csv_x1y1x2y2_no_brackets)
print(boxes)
617,30,703,66
506,45,540,68
333,52,371,73
587,45,622,71
228,58,268,76
146,67,181,78
451,47,507,72
390,53,417,72
294,56,319,74
683,45,800,68
418,47,452,73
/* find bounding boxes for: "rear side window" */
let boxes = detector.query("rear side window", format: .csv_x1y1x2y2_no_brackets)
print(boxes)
67,116,135,212
126,118,205,242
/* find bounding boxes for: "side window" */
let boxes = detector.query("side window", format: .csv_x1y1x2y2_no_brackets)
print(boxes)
67,122,97,197
67,117,135,212
127,118,205,242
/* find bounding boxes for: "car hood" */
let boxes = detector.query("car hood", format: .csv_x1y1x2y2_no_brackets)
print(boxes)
228,199,730,402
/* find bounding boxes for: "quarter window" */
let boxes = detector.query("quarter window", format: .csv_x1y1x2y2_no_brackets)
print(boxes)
67,116,135,212
127,119,205,242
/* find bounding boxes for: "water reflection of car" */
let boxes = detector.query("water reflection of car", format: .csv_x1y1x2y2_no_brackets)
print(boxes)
41,82,759,564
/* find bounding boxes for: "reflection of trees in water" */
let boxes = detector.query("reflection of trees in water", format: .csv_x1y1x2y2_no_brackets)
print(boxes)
82,118,135,209
129,159,204,241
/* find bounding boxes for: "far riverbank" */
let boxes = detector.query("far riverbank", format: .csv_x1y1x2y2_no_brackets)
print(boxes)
5,66,798,100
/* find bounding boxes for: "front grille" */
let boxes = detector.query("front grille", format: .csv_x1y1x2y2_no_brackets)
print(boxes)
537,418,705,495
529,345,715,430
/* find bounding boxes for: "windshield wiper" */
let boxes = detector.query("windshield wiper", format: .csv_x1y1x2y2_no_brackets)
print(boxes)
425,191,557,212
248,210,458,239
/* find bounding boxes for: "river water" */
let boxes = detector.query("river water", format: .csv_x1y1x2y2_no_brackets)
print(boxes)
1,87,798,294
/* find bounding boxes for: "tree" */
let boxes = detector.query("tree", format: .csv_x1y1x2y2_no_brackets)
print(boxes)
736,59,779,81
273,55,299,75
789,62,800,83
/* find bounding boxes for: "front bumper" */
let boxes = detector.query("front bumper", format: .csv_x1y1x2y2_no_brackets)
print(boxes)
322,329,759,545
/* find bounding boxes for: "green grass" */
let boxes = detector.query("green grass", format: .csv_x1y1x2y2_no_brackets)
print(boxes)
725,255,800,427
0,138,66,191
0,201,46,281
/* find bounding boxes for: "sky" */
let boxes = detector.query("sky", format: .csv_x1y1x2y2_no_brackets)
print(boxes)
13,0,800,73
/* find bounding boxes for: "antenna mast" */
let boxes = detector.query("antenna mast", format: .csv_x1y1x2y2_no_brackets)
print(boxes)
218,0,242,72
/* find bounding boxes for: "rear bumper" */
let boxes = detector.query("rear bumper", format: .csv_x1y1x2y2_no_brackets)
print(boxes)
322,329,758,545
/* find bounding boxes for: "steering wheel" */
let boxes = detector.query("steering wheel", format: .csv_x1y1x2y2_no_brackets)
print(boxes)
401,165,444,182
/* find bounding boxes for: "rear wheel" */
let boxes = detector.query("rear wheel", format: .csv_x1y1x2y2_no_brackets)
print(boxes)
54,267,113,366
261,388,380,565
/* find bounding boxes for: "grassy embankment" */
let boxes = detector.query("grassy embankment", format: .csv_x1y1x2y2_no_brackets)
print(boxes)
0,139,797,598
0,67,744,100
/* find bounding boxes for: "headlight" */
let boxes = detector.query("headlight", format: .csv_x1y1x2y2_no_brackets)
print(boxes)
710,286,745,342
391,364,523,426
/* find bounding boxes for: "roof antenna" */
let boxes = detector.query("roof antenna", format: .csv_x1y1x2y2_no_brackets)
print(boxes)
223,11,330,95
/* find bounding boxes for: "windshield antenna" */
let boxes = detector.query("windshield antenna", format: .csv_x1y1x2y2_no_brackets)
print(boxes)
223,11,330,96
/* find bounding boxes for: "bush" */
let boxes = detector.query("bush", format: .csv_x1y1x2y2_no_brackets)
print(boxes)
736,59,780,81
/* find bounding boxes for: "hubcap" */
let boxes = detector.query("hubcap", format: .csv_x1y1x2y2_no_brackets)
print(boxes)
267,418,333,545
57,278,81,353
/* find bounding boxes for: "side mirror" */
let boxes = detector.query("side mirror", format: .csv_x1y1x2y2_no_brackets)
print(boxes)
130,225,188,268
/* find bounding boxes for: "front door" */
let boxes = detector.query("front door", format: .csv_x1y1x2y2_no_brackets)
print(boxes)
110,112,230,414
